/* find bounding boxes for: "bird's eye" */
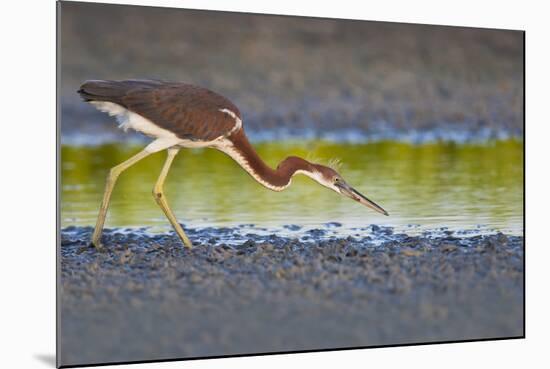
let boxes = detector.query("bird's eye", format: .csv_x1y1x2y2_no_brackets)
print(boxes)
334,177,340,183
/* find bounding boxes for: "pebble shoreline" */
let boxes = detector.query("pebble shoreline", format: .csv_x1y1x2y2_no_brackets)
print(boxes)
59,225,524,366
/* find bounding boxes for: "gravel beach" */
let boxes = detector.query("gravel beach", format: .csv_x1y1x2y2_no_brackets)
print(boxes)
59,225,524,366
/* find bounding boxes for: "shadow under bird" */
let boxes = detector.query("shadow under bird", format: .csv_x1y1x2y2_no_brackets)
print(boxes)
78,79,389,249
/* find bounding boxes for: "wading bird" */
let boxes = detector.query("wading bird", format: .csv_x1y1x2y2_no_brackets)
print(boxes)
79,80,388,249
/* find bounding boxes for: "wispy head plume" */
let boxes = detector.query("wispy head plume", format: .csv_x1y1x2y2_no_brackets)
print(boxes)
305,153,344,171
327,158,343,171
305,152,322,164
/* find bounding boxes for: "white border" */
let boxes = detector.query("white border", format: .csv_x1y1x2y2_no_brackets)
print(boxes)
2,1,548,368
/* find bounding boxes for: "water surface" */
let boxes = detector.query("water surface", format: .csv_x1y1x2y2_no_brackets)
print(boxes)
61,140,523,237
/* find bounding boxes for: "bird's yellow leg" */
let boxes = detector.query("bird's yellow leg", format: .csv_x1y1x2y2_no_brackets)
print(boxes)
153,148,193,249
91,149,152,248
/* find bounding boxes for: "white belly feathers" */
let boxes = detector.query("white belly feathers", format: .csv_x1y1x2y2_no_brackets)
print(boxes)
90,101,178,140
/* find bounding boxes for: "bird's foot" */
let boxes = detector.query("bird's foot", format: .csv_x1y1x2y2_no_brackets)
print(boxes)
182,239,193,249
89,238,104,250
175,224,193,249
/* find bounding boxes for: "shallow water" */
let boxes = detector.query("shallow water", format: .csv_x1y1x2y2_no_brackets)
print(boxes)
61,140,523,237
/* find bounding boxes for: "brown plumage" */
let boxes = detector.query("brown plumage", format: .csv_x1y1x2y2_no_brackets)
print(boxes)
79,79,240,141
79,79,388,249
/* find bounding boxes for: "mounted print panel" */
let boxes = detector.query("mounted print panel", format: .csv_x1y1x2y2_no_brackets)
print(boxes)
57,1,524,367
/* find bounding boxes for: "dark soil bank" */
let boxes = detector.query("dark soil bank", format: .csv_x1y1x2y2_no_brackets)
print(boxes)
59,226,524,366
59,2,523,143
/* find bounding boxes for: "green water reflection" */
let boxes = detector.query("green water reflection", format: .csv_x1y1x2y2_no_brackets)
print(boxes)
61,140,523,235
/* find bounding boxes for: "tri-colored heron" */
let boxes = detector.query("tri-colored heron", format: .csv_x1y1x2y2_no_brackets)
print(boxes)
78,79,388,249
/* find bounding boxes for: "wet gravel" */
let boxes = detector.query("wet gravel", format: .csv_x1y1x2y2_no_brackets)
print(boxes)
59,225,524,366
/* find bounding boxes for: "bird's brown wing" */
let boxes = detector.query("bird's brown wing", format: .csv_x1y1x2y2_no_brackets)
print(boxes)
80,80,242,141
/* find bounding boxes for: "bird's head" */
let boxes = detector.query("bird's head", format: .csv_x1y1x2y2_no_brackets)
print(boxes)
301,161,389,216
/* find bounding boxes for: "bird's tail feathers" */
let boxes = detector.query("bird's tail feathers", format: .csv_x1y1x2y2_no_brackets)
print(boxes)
77,80,127,102
77,79,164,102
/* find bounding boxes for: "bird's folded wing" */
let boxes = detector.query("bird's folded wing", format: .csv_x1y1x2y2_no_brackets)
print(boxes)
121,84,242,142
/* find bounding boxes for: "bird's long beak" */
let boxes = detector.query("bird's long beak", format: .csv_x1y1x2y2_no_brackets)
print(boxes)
336,181,389,216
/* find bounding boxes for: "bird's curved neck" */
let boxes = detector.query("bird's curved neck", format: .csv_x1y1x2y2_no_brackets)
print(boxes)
218,130,313,191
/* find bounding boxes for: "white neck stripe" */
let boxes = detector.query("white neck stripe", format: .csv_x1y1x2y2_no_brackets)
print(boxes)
215,140,288,192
